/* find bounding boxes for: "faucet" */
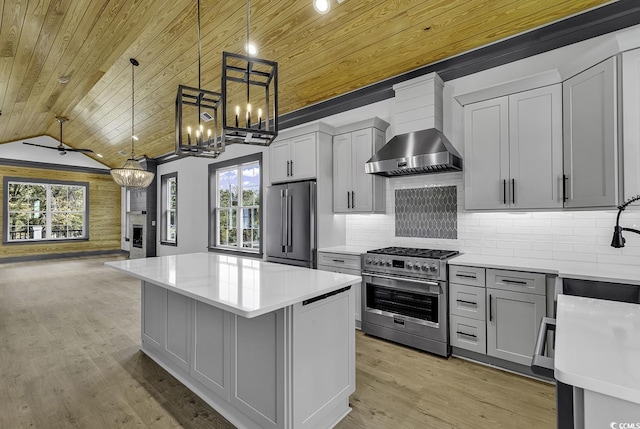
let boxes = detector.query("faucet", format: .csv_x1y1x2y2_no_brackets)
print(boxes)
611,195,640,248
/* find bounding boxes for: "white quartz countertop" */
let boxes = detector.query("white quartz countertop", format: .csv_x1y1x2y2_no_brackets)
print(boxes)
448,254,640,285
317,245,375,256
555,294,640,404
105,253,361,318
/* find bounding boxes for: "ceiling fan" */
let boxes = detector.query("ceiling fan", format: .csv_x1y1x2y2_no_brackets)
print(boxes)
23,117,94,155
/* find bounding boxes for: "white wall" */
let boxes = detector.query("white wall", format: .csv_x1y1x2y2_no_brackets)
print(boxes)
156,144,269,256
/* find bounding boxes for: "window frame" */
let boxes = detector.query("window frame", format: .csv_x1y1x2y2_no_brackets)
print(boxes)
2,176,90,244
160,172,178,246
208,153,263,258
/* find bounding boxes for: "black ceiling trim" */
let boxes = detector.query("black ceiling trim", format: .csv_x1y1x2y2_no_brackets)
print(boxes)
0,158,111,175
279,0,640,131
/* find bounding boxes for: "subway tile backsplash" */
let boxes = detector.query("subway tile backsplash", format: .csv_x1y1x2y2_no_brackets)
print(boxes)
345,172,640,266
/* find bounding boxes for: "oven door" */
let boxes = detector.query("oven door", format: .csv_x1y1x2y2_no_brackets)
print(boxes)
362,273,447,343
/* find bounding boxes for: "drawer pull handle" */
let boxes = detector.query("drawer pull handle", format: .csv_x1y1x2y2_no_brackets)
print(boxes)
456,274,477,279
489,294,493,322
502,279,527,285
456,331,477,339
332,259,345,263
456,299,477,306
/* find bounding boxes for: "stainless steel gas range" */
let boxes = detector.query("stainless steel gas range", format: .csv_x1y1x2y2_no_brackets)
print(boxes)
361,247,460,357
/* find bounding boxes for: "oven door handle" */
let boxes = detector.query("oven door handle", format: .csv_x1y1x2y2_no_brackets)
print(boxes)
531,317,556,378
364,273,441,287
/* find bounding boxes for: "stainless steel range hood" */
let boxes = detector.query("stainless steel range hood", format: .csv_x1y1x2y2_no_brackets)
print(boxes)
365,128,462,177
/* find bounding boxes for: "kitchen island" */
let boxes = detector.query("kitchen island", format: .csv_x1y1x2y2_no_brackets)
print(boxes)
106,252,361,429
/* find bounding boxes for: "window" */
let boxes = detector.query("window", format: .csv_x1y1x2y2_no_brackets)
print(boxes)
209,153,262,256
160,172,177,245
3,177,88,243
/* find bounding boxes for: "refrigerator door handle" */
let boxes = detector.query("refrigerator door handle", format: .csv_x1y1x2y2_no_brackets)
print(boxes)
281,189,287,250
287,194,293,249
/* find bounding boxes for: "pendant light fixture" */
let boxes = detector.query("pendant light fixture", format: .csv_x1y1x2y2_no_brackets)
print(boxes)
175,0,224,158
110,58,155,189
221,0,278,146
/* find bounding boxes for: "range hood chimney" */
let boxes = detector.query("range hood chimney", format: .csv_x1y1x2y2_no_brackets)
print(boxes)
365,73,462,177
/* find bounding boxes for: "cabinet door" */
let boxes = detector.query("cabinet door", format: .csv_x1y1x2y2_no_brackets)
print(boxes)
142,281,166,352
270,139,290,184
464,97,510,209
509,85,563,209
333,133,353,213
563,57,619,208
486,289,545,366
351,129,374,212
623,49,640,204
290,133,317,181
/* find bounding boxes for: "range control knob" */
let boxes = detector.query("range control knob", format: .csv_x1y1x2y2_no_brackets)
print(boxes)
373,259,379,265
421,265,429,271
429,265,437,272
414,264,420,271
406,262,413,270
366,258,372,265
385,260,392,267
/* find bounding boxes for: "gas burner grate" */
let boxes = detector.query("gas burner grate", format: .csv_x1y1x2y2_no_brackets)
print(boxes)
368,246,459,260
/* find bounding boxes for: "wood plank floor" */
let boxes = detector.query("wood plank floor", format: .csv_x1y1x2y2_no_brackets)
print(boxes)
0,256,556,428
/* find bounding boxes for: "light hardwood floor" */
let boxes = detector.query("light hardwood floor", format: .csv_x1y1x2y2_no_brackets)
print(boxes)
0,256,556,428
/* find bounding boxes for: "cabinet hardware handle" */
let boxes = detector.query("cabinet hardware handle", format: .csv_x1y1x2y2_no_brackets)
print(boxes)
456,274,477,279
290,160,294,176
351,191,355,208
332,259,345,263
503,179,507,205
303,285,351,306
347,192,351,209
456,331,477,339
502,279,527,285
489,294,493,322
511,178,515,204
286,160,290,176
456,299,477,306
563,175,568,202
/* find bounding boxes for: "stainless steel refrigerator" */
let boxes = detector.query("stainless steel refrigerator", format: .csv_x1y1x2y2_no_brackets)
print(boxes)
265,180,316,268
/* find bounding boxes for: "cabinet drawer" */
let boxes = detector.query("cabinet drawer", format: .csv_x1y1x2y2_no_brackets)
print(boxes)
449,265,486,287
317,252,361,271
450,283,486,321
487,269,546,295
450,315,486,354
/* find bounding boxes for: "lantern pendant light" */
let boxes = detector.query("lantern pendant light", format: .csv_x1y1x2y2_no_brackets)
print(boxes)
221,0,278,146
175,0,224,158
110,58,155,189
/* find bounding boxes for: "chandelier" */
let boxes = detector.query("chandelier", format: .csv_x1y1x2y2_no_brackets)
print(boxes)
110,58,155,189
221,0,278,146
175,0,224,158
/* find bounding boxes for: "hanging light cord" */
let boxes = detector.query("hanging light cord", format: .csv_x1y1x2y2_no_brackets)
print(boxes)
130,58,139,159
246,0,250,50
197,0,201,89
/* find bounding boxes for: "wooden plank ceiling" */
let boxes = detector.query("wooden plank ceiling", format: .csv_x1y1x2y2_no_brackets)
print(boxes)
0,0,614,168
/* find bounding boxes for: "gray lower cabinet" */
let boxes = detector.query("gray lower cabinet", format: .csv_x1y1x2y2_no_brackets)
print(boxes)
140,280,355,429
450,266,547,368
317,251,363,328
486,288,545,366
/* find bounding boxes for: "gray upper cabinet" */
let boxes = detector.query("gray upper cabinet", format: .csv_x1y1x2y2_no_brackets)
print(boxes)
563,56,620,208
269,133,317,184
333,118,389,214
464,84,563,210
623,48,640,205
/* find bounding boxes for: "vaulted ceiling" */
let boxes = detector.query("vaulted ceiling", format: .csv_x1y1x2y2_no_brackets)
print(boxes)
0,0,614,167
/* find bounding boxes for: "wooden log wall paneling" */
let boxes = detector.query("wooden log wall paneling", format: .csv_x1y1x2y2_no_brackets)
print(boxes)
0,165,121,260
0,0,618,168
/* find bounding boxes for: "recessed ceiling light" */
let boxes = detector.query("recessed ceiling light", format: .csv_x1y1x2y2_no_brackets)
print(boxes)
244,42,257,56
314,0,330,14
132,135,139,141
58,76,70,84
96,153,103,158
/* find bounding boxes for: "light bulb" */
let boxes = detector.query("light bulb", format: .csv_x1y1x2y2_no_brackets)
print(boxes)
247,103,252,113
245,42,257,56
187,126,191,134
313,0,330,14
